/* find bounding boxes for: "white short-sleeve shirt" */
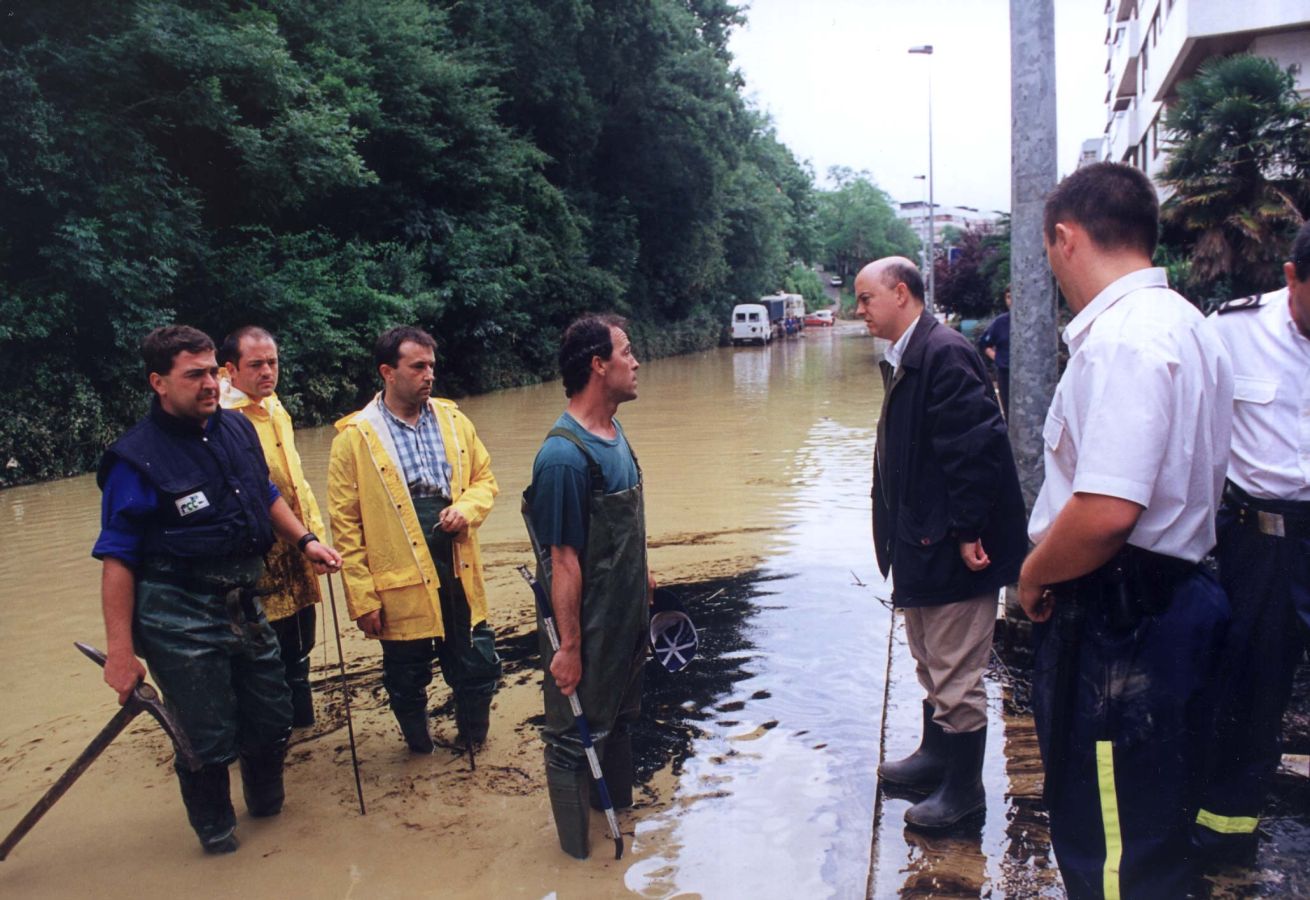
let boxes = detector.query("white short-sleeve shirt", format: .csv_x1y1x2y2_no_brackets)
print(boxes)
1028,268,1234,562
1209,288,1310,501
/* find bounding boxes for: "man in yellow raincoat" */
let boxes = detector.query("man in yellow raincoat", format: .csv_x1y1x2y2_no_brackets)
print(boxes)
220,326,325,727
328,326,502,754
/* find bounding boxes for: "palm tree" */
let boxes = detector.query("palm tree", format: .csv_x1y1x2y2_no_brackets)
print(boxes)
1160,54,1310,303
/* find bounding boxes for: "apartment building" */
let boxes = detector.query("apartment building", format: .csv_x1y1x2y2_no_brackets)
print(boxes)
896,202,1004,245
1102,0,1310,181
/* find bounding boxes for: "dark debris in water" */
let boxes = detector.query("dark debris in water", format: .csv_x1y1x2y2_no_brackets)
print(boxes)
633,570,779,785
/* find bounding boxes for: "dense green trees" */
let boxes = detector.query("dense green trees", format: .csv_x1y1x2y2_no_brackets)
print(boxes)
813,168,920,282
1160,54,1310,304
1,0,818,484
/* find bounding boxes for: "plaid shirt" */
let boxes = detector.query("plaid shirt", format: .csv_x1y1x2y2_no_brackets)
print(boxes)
379,396,452,499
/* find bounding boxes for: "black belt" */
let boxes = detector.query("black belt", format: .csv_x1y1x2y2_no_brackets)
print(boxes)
1047,544,1198,632
1224,480,1310,540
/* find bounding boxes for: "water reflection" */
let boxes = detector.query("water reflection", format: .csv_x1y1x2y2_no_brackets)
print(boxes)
626,408,890,899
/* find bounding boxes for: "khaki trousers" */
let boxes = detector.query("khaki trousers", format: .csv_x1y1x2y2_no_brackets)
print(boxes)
903,591,997,734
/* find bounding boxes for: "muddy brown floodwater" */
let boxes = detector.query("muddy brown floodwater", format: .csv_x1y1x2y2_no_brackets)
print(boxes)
3,321,1306,898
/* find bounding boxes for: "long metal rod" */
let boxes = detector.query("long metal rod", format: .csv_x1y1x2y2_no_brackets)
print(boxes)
325,573,367,815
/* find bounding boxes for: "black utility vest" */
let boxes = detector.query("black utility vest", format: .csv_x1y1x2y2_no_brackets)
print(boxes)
98,401,275,559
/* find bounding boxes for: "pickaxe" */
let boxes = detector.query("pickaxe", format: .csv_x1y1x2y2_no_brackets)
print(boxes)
0,642,200,861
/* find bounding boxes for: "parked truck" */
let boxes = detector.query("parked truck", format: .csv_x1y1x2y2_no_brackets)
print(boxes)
759,292,805,337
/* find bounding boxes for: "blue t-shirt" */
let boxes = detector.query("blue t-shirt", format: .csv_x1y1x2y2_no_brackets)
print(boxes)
528,413,638,551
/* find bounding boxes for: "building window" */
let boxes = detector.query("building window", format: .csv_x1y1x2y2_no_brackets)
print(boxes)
1152,116,1160,159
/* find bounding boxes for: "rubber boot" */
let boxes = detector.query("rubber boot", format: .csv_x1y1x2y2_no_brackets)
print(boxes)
175,764,239,854
546,753,591,859
396,709,434,754
878,700,947,794
590,729,634,811
457,693,491,748
287,655,315,728
904,726,987,831
238,739,288,818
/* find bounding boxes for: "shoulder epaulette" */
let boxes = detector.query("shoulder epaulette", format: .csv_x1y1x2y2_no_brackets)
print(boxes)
1214,294,1264,315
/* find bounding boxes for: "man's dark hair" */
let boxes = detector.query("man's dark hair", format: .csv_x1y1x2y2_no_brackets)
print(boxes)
1291,220,1310,282
559,313,628,398
374,326,437,371
141,325,215,380
1043,162,1158,257
880,259,925,302
218,325,275,367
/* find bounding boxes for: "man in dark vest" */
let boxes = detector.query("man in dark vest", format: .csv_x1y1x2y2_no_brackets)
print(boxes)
523,313,655,858
858,257,1027,831
93,325,341,855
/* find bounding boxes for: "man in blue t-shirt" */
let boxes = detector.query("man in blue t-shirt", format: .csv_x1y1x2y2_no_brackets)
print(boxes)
523,313,655,859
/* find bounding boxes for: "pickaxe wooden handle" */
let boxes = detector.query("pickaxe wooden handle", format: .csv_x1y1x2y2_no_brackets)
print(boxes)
0,643,200,861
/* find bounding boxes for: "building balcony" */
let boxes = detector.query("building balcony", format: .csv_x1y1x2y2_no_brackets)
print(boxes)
1109,16,1142,103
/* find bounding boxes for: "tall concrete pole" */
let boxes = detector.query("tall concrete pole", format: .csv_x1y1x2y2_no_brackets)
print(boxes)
1009,0,1059,511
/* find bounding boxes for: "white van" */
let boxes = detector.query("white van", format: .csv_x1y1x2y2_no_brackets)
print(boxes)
731,303,772,345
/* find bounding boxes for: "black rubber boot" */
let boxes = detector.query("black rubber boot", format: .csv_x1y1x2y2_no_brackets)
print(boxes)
175,764,239,854
590,729,634,811
287,655,315,728
457,693,492,748
238,739,288,818
904,726,987,831
546,754,591,859
396,709,434,754
878,700,947,794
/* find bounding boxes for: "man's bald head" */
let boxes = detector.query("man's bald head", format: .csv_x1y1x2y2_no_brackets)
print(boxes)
855,257,926,342
858,257,925,304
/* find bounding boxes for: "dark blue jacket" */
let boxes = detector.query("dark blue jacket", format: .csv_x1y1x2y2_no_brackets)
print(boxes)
977,311,1011,370
873,312,1027,607
97,401,275,560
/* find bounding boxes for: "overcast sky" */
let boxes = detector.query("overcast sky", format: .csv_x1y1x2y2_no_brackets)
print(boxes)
727,0,1107,213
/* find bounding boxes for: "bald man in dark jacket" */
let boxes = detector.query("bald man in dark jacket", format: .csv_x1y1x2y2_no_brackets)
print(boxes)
858,256,1026,831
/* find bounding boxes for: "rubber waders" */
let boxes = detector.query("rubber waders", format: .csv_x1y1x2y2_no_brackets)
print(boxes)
288,655,314,728
175,763,238,854
904,726,987,831
546,753,592,859
878,700,947,794
590,729,634,811
396,710,435,754
239,739,288,817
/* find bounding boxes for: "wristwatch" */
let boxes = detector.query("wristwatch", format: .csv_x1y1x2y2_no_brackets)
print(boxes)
297,532,319,553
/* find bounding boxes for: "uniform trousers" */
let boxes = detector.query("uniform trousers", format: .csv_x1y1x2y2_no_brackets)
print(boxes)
1195,497,1310,846
1033,565,1228,899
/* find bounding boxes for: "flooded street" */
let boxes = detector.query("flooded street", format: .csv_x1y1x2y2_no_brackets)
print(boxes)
1,322,1306,897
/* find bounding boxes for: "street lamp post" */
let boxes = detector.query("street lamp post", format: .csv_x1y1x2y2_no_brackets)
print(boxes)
913,174,929,276
908,44,934,311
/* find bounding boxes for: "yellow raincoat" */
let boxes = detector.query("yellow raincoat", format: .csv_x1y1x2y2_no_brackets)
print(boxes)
327,394,498,640
220,381,324,621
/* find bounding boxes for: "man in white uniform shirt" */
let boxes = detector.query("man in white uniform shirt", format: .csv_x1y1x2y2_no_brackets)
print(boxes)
1194,221,1310,862
1018,163,1234,899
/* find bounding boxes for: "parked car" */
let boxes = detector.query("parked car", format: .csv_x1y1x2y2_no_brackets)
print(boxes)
828,275,843,287
805,309,834,327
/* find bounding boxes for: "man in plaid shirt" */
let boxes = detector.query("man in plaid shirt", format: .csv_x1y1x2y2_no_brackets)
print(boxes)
329,326,502,755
